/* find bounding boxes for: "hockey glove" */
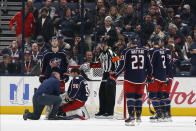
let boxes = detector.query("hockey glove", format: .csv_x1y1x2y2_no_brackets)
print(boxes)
62,74,69,83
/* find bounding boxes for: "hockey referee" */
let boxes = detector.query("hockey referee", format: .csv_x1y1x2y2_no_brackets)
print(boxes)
95,40,119,118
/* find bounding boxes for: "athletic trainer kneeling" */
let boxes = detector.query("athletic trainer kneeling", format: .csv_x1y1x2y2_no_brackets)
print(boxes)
23,71,62,120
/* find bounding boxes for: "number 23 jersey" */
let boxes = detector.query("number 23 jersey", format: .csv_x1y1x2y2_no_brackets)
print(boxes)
112,46,152,84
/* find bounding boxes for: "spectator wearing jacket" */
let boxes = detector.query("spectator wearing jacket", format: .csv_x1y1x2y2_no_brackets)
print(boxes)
34,8,54,42
9,5,35,44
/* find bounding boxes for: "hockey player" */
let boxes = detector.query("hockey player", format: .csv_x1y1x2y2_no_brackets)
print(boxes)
148,37,172,122
39,36,69,93
59,67,90,120
159,40,174,121
110,37,153,126
23,71,62,120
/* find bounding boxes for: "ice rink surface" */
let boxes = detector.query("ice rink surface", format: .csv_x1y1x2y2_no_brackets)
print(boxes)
1,115,196,131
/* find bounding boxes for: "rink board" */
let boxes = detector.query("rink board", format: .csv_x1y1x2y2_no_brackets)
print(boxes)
0,76,196,116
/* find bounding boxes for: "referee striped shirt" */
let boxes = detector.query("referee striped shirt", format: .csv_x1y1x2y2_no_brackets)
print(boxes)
99,48,119,72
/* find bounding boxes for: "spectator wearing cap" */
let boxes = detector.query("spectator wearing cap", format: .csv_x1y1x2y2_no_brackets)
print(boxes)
181,4,196,29
9,5,35,44
39,0,56,19
174,14,191,36
187,42,196,76
165,7,175,30
58,34,71,51
0,54,20,75
36,35,51,57
34,7,54,42
97,16,118,48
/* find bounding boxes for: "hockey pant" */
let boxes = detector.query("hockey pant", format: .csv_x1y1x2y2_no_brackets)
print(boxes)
124,81,145,116
60,100,89,119
147,80,172,113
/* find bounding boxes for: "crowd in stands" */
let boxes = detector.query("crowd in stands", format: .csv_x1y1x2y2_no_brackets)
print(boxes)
0,0,196,76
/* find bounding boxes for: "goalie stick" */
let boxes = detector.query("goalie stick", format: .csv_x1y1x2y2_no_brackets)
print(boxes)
145,84,155,115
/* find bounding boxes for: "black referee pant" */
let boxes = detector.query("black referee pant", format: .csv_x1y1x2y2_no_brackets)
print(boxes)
27,94,62,120
99,72,116,115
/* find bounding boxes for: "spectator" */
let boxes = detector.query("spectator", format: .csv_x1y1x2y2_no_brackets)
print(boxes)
187,42,196,76
57,8,75,39
93,44,101,62
58,34,71,51
31,42,40,65
115,0,127,16
72,34,89,64
27,0,39,20
55,0,68,18
0,54,19,75
143,14,155,45
96,0,105,12
24,50,33,75
9,5,35,44
181,4,196,29
165,7,175,30
122,4,137,33
34,7,54,42
1,40,21,64
97,16,118,48
36,35,51,57
150,25,165,39
66,51,77,66
95,6,106,29
39,0,56,19
73,6,94,50
148,6,165,27
174,14,190,36
168,23,185,54
183,35,192,61
113,35,126,56
108,6,123,28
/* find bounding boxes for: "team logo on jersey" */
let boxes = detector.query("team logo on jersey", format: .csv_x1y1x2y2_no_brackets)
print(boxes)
49,58,62,68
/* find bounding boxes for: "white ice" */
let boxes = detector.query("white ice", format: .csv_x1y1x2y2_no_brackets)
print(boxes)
1,115,196,131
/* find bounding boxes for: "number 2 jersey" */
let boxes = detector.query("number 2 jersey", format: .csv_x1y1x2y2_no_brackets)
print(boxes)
111,46,152,84
68,76,89,102
149,47,173,82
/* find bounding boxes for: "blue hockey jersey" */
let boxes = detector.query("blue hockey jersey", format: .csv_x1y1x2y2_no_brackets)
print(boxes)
68,76,89,102
41,49,68,78
111,46,152,84
149,47,170,81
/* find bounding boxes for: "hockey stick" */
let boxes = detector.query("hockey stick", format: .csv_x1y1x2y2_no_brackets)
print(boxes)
145,84,155,115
